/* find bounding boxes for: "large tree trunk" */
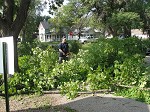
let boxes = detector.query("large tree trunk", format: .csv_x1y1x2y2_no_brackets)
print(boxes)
147,29,150,38
0,0,31,72
108,26,117,37
21,28,26,42
123,26,131,38
78,27,82,40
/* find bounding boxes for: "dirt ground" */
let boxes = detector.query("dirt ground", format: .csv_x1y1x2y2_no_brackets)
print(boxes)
0,93,76,112
0,92,150,112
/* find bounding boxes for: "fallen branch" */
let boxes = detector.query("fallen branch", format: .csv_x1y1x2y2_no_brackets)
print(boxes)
114,84,150,91
43,89,111,95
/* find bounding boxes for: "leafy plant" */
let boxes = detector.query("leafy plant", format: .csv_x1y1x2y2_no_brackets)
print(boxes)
0,46,58,95
86,66,113,91
51,57,89,87
80,38,118,69
18,40,39,57
69,40,81,54
1,37,150,101
0,74,3,87
115,87,150,104
114,54,146,86
59,81,80,99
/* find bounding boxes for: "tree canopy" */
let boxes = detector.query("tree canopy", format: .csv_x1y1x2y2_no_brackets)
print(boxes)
58,0,150,37
49,0,89,39
0,0,64,72
48,0,150,38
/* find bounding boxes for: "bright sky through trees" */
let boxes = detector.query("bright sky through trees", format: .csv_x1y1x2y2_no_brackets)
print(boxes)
41,0,68,16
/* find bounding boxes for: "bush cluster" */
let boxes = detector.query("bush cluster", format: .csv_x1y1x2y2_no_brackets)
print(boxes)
0,37,150,103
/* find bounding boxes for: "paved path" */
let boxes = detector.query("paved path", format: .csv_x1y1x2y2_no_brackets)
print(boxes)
61,94,150,112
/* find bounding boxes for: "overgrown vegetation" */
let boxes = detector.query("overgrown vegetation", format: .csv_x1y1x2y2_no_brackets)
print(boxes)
0,37,150,103
0,74,2,87
115,87,150,104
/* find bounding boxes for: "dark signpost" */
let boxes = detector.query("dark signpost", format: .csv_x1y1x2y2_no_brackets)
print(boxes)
3,42,10,112
0,36,14,112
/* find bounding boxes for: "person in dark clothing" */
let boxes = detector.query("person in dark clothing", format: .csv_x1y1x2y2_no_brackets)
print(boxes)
58,37,69,63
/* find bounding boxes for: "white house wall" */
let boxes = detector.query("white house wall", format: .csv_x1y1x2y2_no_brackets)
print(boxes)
39,23,46,42
67,28,100,40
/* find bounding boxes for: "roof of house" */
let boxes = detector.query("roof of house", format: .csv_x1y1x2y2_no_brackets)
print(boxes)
40,20,50,29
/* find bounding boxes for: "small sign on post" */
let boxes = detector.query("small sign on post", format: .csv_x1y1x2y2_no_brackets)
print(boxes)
0,36,14,74
0,36,15,112
0,42,3,73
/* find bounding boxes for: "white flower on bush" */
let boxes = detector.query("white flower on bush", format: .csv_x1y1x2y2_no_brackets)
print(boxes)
78,49,88,57
32,47,42,55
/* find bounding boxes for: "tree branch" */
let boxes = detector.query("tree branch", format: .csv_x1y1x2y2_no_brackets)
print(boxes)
0,16,5,32
5,0,14,24
115,84,150,91
0,16,3,25
12,0,31,37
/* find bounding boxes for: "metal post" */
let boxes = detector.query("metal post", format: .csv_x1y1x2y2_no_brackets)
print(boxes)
3,42,9,112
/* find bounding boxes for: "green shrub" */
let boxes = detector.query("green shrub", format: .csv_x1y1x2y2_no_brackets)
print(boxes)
59,81,80,99
120,37,145,56
80,38,118,69
115,87,150,104
114,54,147,86
69,40,81,54
18,40,58,57
0,46,58,95
2,36,150,101
142,39,150,50
37,46,58,73
86,66,113,91
37,42,51,50
51,57,89,87
18,40,38,56
2,72,56,94
0,74,2,87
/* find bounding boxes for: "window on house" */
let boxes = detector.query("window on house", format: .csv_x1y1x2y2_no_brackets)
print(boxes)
47,35,49,39
41,34,44,40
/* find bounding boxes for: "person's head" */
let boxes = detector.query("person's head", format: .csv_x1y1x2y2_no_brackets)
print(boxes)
62,36,67,43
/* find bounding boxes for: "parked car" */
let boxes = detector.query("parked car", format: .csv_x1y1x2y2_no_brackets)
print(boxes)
118,34,125,39
79,36,98,43
79,37,89,43
146,48,150,55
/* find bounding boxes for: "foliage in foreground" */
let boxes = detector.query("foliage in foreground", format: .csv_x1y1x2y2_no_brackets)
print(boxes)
0,46,58,94
0,37,150,103
0,74,2,87
115,87,150,104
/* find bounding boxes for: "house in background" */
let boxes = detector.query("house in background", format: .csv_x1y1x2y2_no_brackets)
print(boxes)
38,20,61,42
68,27,101,41
38,20,149,42
106,29,149,39
38,20,101,42
81,27,101,38
131,29,149,39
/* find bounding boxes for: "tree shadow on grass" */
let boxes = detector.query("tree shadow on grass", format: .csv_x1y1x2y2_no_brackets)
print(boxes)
11,94,150,112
